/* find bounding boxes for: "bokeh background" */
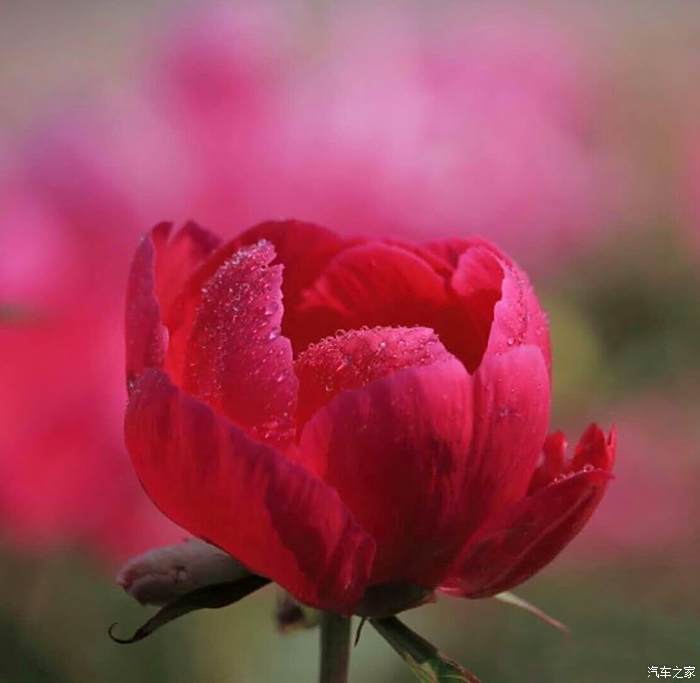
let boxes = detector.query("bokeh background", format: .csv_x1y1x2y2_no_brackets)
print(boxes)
1,1,699,681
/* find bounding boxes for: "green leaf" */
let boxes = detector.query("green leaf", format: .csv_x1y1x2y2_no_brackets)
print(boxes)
371,615,481,683
493,592,569,635
109,575,269,644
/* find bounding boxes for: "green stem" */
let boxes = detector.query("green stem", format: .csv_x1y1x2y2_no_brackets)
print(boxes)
319,611,352,683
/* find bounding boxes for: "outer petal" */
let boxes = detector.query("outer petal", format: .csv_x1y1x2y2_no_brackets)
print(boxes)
478,252,551,373
125,369,375,612
183,240,298,446
125,222,221,391
299,355,473,587
457,345,550,540
125,224,170,391
441,426,615,598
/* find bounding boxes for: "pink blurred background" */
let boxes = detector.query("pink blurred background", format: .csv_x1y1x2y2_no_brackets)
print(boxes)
1,2,699,681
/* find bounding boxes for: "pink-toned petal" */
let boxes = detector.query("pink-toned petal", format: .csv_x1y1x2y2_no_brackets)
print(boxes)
481,254,551,373
296,242,448,351
155,221,221,324
125,225,170,391
183,240,297,446
458,345,550,539
299,356,473,587
441,426,615,598
125,369,375,612
295,325,449,427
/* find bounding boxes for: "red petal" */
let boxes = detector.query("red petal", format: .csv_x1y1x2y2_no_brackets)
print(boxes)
569,423,616,473
420,238,551,375
457,345,550,540
296,242,448,351
440,246,504,371
183,240,297,446
125,225,170,391
528,431,567,494
481,254,551,374
125,369,375,612
299,355,473,587
155,221,221,325
441,426,615,598
295,325,449,428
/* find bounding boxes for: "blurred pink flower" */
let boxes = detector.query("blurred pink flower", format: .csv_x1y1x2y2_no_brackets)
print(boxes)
146,3,624,270
0,125,184,564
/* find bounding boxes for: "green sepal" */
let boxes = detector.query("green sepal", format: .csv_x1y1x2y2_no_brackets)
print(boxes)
109,575,269,644
371,615,481,682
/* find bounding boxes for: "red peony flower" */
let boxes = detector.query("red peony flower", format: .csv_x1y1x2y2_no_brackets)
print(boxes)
124,220,615,613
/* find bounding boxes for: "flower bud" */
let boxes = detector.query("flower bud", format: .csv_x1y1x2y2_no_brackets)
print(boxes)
116,538,249,606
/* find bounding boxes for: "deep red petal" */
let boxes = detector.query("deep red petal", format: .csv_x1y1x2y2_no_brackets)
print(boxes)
125,225,170,391
295,242,448,351
182,240,297,446
295,325,449,428
299,355,473,587
440,246,504,371
416,237,496,271
441,426,615,598
528,431,567,494
569,423,616,473
125,369,375,612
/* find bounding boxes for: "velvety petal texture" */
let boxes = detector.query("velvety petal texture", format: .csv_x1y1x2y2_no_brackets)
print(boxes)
182,240,298,446
300,353,473,586
124,220,614,612
126,369,374,611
